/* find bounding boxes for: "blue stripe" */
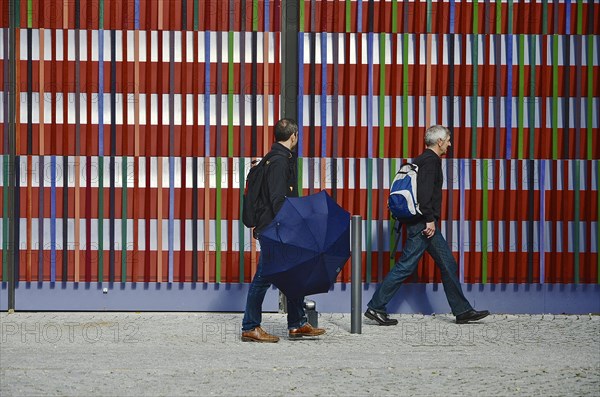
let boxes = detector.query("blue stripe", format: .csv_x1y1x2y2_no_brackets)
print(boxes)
98,30,104,156
321,32,327,156
298,32,304,158
367,32,373,158
50,156,56,282
506,35,513,159
565,0,571,35
264,0,270,32
449,0,456,34
134,0,140,30
168,157,174,282
205,32,211,154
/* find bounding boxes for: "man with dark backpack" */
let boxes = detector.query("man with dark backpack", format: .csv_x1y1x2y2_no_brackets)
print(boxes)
365,125,490,326
241,118,326,342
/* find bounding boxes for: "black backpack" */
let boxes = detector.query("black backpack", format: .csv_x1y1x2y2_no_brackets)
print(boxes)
242,152,282,228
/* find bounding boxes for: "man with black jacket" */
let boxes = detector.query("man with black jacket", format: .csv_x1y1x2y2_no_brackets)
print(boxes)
241,118,326,342
365,125,489,326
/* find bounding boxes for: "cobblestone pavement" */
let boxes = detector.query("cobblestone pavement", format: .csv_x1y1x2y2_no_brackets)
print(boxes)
1,312,599,396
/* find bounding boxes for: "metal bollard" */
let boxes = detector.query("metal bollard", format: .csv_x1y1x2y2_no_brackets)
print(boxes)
351,215,362,334
304,299,318,328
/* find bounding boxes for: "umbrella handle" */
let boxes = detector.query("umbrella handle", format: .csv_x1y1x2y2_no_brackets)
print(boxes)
275,223,285,245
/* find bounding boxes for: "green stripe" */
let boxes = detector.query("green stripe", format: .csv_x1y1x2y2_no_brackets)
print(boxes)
99,0,104,29
518,34,525,159
239,160,245,283
345,0,351,32
300,0,305,32
473,0,479,34
482,160,489,283
471,34,478,157
215,158,222,283
379,33,385,158
2,156,7,281
98,157,104,282
391,0,397,33
588,36,593,160
496,0,501,34
15,0,20,27
253,0,258,32
193,0,199,31
122,156,127,282
508,0,513,34
366,159,373,282
426,0,432,33
297,159,303,197
529,35,536,159
576,0,583,35
552,35,558,160
228,31,234,157
574,161,580,283
402,33,408,158
27,0,32,27
542,0,548,34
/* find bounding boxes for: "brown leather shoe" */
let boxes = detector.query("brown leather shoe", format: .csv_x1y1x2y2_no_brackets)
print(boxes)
288,323,326,338
241,326,280,343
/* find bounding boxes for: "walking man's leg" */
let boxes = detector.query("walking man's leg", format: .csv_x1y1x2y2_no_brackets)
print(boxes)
241,253,280,342
366,223,429,325
426,229,489,323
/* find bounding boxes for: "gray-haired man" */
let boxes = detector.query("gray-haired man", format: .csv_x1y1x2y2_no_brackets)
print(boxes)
365,125,489,325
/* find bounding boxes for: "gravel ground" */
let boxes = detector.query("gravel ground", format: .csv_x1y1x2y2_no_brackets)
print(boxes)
1,312,599,396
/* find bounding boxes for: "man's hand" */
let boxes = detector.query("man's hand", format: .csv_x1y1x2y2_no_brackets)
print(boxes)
422,221,436,238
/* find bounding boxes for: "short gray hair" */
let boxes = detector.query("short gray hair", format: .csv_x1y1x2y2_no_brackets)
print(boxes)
424,125,450,147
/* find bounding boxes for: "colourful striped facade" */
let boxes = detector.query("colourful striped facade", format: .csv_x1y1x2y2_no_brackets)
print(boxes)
0,1,598,298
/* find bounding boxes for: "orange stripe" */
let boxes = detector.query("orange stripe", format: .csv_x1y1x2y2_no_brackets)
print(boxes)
158,0,163,30
63,0,68,29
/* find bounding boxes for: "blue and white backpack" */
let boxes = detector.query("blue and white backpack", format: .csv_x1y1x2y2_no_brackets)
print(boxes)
388,163,422,221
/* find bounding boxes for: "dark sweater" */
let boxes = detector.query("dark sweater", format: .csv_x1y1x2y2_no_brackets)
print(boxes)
411,148,443,224
254,142,298,235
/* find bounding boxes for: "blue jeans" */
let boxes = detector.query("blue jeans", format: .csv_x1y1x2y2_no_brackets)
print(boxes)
368,221,473,316
242,244,307,331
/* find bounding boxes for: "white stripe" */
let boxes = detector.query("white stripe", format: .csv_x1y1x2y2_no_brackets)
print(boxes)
20,93,595,129
5,218,597,254
548,35,600,67
27,29,599,66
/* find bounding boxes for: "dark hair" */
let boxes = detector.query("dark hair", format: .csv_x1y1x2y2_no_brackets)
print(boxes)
274,118,298,142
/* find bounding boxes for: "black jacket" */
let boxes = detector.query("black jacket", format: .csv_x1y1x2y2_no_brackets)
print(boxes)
411,148,443,224
254,142,298,235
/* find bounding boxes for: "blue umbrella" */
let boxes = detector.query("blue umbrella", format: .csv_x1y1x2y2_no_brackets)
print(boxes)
259,191,351,299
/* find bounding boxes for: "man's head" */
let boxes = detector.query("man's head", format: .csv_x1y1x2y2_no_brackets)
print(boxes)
425,125,451,156
274,118,299,150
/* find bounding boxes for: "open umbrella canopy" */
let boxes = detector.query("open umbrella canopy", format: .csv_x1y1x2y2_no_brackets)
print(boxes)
259,191,351,299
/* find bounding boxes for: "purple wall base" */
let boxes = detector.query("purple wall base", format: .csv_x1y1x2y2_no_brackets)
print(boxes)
1,282,598,314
